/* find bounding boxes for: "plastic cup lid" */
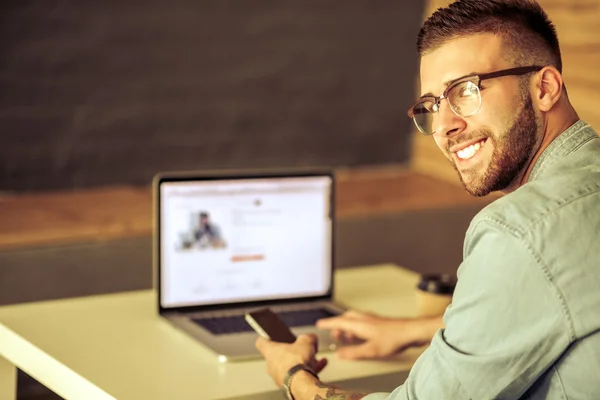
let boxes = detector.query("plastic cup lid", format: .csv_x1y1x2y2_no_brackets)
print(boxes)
417,274,457,295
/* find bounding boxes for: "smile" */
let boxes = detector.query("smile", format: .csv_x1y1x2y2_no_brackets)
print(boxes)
456,139,487,161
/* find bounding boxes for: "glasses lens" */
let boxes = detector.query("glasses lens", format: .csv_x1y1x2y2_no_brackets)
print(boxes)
412,100,436,135
448,81,481,117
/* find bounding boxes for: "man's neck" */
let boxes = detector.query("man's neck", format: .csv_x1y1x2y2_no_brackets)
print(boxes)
502,108,579,195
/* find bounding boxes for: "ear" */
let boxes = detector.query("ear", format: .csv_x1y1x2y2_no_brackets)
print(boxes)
533,66,563,112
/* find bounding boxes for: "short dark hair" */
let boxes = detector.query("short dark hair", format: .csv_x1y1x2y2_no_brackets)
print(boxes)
417,0,562,72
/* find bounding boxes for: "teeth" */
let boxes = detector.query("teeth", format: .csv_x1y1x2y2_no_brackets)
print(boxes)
457,141,483,160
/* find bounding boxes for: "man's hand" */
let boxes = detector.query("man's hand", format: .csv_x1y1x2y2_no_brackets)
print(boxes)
256,334,368,400
255,334,328,387
316,310,442,360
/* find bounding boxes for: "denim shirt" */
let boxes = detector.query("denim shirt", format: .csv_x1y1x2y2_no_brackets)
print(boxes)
365,120,600,400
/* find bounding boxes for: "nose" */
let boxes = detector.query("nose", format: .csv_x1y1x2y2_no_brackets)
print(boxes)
433,99,466,138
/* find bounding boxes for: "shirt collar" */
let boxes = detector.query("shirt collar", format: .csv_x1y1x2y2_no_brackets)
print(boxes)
528,120,598,182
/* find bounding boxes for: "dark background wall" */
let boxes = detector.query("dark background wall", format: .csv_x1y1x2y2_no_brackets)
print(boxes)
0,0,425,192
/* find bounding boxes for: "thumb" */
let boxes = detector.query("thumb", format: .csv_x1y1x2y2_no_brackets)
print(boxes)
255,336,269,351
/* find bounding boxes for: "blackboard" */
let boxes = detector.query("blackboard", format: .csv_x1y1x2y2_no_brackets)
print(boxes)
0,0,425,192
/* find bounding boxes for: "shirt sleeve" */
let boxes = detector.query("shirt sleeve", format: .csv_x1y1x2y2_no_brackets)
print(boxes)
364,219,573,400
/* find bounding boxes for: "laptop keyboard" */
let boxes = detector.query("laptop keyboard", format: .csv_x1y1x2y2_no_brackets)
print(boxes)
192,308,337,335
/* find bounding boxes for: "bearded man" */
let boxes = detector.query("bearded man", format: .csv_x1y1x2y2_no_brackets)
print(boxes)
256,1,600,399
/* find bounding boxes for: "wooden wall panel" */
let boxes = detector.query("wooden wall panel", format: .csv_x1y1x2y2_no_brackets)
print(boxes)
411,0,600,183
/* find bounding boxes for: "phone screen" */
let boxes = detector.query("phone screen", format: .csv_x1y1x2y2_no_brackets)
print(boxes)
245,308,297,343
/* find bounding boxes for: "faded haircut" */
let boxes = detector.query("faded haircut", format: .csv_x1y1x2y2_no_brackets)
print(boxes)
417,0,562,72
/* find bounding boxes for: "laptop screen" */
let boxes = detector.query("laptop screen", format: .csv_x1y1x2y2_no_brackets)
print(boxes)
159,175,333,309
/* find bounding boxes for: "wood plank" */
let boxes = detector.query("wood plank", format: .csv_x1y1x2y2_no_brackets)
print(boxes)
0,186,152,250
0,167,493,251
336,167,491,217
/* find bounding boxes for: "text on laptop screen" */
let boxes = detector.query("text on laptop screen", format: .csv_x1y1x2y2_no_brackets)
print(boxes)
160,176,332,308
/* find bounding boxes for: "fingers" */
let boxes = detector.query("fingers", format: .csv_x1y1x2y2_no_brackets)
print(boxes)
297,333,318,344
317,310,360,326
255,336,290,359
312,357,328,374
296,333,318,352
317,309,370,328
331,328,343,341
256,334,319,357
331,328,361,346
316,315,367,337
255,333,326,387
337,342,378,360
296,334,328,374
342,310,368,318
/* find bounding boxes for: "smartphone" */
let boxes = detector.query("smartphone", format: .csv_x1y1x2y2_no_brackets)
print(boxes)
245,308,297,343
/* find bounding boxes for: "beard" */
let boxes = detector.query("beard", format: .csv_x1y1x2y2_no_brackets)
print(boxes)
452,94,540,197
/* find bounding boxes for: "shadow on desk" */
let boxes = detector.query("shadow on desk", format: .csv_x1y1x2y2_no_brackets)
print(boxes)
18,371,62,400
17,370,408,400
221,370,409,400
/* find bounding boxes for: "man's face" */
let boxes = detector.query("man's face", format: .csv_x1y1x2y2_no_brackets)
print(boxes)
419,34,541,196
200,216,208,226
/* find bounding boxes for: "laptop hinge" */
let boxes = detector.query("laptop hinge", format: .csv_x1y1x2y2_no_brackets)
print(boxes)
161,309,180,317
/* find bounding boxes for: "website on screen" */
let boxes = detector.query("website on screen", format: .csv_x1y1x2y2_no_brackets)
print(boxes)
160,176,332,308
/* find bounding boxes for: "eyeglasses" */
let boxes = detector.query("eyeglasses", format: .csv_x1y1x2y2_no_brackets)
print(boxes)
407,66,544,135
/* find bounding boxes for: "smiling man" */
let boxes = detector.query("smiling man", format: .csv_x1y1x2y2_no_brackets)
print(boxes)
414,29,569,198
256,1,600,399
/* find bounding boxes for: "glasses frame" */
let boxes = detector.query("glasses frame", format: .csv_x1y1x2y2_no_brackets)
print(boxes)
408,65,544,135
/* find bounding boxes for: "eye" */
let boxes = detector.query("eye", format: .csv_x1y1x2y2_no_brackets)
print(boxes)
458,82,479,97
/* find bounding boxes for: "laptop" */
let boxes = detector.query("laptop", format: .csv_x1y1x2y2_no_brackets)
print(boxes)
153,169,346,361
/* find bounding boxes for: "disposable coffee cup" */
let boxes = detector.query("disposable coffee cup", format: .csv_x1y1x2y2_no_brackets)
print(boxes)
415,274,457,317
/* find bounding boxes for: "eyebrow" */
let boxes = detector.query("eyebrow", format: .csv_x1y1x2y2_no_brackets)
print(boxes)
419,71,480,99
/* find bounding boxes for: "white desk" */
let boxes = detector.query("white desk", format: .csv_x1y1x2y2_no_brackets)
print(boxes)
0,264,423,400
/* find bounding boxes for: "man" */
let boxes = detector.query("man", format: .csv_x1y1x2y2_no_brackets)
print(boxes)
194,212,224,248
256,0,600,398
